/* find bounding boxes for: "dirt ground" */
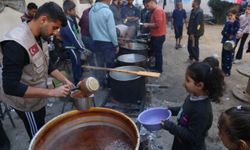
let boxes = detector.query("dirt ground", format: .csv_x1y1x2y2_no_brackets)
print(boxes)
1,24,250,150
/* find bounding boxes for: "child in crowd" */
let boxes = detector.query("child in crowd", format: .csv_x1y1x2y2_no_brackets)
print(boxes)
221,9,240,76
172,1,187,49
234,5,250,64
60,0,87,84
20,2,38,22
161,62,225,150
203,56,219,68
218,106,250,150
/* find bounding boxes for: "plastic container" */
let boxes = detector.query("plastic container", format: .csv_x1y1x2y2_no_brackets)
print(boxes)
138,107,172,131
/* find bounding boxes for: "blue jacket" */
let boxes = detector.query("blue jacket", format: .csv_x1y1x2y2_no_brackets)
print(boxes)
89,2,118,46
60,16,85,51
221,20,240,44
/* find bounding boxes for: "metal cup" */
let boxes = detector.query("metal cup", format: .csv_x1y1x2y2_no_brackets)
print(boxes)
73,94,95,110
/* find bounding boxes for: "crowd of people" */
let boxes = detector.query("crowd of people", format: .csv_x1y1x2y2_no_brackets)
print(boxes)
0,0,250,150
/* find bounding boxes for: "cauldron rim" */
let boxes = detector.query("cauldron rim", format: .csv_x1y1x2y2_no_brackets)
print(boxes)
29,107,140,150
120,41,148,51
109,66,145,81
117,53,146,64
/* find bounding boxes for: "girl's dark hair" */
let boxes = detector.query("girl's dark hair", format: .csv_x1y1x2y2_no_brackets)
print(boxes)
203,56,219,68
63,0,76,13
34,2,67,27
218,106,250,144
187,62,225,102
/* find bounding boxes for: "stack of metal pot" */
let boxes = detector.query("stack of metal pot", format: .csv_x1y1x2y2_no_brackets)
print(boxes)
109,35,151,104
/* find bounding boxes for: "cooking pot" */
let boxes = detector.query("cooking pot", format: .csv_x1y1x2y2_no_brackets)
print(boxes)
29,107,140,150
109,66,146,104
117,53,147,68
119,42,148,56
136,34,150,44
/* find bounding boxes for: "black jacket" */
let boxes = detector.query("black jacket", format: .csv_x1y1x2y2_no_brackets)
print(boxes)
187,7,204,37
163,95,213,150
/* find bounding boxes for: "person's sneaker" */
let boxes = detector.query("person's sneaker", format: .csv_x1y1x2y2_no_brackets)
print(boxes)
233,59,242,64
175,44,179,49
185,58,194,63
246,48,250,53
224,73,230,77
178,44,182,48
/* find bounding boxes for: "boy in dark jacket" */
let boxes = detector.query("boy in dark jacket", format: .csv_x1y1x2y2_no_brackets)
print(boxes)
60,0,88,84
187,0,204,62
221,9,240,76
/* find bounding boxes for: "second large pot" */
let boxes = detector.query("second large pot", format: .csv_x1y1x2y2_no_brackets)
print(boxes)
117,53,147,68
109,66,146,104
119,42,148,56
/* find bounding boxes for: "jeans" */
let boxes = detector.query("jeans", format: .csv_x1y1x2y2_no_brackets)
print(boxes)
67,48,83,84
221,47,234,76
235,33,249,60
93,41,115,87
187,35,200,61
150,35,166,73
82,35,96,68
82,35,93,52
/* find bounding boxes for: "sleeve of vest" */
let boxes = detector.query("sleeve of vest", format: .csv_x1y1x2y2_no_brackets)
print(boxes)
2,41,29,97
48,59,56,74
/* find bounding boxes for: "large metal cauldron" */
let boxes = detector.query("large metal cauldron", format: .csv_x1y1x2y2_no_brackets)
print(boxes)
117,53,147,68
109,66,145,103
119,42,148,56
29,107,140,150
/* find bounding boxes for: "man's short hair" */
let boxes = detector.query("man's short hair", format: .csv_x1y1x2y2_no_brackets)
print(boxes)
27,2,38,10
144,0,156,4
33,2,67,27
193,0,201,5
63,0,76,13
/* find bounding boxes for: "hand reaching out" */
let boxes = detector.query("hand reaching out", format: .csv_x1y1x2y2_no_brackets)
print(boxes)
52,84,71,97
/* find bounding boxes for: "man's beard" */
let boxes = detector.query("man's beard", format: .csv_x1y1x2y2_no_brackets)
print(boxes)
40,24,50,41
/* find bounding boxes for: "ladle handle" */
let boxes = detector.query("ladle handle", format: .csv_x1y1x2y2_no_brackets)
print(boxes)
70,87,80,92
82,65,161,78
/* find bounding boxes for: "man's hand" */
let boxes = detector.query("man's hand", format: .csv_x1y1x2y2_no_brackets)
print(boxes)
81,49,92,61
236,32,243,39
190,34,195,47
51,84,71,97
63,79,74,89
143,23,149,28
115,47,120,54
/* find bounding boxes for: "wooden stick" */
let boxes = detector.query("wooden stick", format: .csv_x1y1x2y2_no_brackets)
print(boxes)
82,65,160,78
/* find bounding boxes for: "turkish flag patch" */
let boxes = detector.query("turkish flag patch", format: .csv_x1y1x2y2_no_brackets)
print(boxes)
29,44,39,56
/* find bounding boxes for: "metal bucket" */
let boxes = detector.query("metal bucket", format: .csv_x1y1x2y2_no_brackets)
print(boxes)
70,91,95,110
109,66,146,103
29,107,140,150
117,53,147,68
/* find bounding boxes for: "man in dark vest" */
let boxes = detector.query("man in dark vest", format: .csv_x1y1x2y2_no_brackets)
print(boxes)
187,0,204,62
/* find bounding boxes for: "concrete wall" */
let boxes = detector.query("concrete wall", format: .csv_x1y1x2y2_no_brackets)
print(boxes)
0,0,90,36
